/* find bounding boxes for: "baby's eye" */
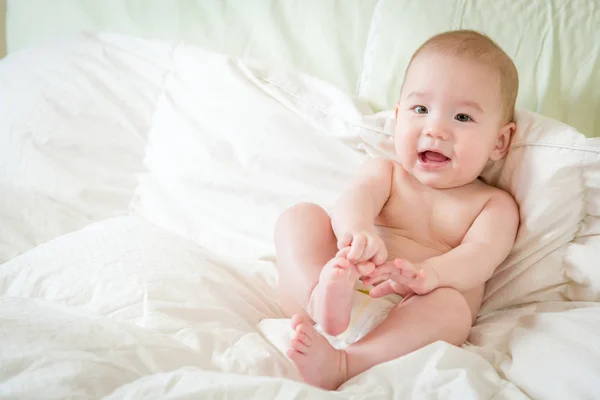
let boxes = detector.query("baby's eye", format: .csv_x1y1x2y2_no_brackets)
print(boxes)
413,105,428,114
455,113,473,122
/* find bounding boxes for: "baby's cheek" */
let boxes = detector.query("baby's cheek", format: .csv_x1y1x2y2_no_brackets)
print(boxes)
459,150,490,179
394,144,409,163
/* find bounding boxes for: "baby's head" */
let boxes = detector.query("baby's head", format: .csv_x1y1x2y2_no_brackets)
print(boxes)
394,30,519,189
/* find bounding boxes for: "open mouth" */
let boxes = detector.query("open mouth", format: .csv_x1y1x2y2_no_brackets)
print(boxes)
418,151,450,168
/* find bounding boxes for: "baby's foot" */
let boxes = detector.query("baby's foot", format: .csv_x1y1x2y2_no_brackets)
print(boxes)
287,315,347,390
308,256,359,336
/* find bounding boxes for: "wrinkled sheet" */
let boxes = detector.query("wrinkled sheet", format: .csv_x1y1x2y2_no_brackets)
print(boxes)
0,217,526,399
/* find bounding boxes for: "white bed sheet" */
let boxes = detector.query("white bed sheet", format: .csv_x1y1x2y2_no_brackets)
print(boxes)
0,33,599,399
0,216,526,399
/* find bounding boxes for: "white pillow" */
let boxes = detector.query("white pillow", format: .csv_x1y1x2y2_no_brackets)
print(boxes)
0,33,173,262
359,110,600,313
481,112,600,311
131,44,370,260
132,42,600,315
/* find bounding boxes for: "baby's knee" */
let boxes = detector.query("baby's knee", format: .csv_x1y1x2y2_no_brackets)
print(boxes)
430,288,473,339
275,202,328,232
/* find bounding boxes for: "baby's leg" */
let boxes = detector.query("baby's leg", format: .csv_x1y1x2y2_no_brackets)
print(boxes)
343,285,483,379
274,203,359,335
288,285,483,390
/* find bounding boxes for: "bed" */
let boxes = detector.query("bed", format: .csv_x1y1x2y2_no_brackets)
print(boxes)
1,1,599,399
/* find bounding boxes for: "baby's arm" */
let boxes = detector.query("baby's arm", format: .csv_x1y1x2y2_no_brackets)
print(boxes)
330,158,393,264
422,190,519,292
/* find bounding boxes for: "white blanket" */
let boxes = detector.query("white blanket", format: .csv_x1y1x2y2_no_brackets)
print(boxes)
1,33,599,399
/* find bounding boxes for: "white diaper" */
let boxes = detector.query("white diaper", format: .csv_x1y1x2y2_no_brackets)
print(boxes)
314,282,403,349
256,284,405,358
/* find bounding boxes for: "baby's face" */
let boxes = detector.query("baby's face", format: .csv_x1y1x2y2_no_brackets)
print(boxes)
394,52,509,189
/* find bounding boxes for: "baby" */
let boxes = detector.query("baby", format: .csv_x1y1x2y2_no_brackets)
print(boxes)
274,30,520,390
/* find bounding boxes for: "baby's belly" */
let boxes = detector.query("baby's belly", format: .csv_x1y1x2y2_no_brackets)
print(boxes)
375,225,452,263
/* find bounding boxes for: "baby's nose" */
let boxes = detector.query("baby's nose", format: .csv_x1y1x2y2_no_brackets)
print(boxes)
424,123,450,140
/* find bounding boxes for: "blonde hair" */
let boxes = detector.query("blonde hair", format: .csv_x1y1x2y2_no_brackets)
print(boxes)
402,30,519,123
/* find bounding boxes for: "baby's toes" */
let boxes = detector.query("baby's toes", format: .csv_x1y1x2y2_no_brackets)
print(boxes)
300,322,316,338
294,326,313,346
286,347,303,361
326,257,350,272
336,257,354,270
290,314,304,330
290,337,309,354
335,258,360,280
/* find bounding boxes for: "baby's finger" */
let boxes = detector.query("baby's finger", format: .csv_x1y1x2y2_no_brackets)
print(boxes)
386,272,414,287
396,259,418,278
336,247,351,258
337,233,352,250
336,257,351,267
356,261,375,276
347,235,367,261
371,247,388,266
369,281,397,298
362,269,397,286
392,282,414,297
361,275,382,287
362,235,379,262
366,261,399,278
400,269,417,279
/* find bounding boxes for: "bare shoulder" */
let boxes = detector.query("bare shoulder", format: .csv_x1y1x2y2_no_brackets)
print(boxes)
486,184,518,213
360,157,394,174
357,157,395,182
476,182,520,227
462,182,520,245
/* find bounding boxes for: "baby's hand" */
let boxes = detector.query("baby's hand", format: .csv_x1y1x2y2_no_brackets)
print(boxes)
362,259,439,296
336,229,388,266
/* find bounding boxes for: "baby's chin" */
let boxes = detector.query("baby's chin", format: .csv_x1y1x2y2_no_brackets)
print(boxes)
416,176,460,189
412,170,476,190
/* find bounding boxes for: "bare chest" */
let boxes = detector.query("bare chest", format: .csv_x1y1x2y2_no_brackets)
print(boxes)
376,175,489,251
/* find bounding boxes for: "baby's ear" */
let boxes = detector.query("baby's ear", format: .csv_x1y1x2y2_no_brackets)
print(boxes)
393,104,401,128
490,121,516,161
